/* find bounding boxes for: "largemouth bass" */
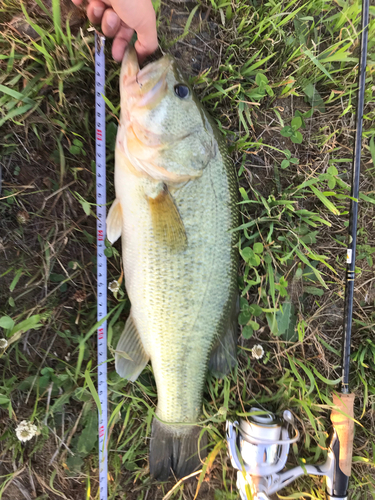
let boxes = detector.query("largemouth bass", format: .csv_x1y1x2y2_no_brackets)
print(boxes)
107,48,238,480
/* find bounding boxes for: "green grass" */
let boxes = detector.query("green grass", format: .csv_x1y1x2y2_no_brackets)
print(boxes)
0,0,375,498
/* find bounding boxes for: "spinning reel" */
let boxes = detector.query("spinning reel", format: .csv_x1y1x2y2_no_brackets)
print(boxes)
226,408,349,500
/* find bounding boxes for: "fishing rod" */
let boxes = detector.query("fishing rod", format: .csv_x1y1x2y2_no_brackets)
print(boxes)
226,0,369,497
327,0,369,496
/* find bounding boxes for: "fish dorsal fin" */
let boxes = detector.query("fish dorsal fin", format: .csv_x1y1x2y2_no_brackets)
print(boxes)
106,199,122,244
147,185,187,252
115,314,149,382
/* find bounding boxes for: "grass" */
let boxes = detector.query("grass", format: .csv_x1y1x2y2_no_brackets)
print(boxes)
0,0,375,498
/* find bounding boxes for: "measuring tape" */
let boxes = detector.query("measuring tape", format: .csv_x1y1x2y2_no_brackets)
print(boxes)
95,32,108,500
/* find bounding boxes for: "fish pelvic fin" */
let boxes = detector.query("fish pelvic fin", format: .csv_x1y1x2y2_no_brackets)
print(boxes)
115,314,149,382
147,184,187,252
149,418,207,481
106,199,122,244
209,294,239,378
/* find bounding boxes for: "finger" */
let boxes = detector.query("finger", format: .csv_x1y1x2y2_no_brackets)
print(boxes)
71,0,83,6
134,35,158,63
90,0,112,5
112,25,135,62
134,12,158,61
86,0,106,24
111,0,158,60
101,8,121,38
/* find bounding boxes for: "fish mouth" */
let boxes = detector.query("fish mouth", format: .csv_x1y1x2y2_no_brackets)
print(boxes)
121,50,173,110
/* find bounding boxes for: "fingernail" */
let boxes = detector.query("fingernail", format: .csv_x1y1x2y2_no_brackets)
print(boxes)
93,6,104,18
107,11,118,30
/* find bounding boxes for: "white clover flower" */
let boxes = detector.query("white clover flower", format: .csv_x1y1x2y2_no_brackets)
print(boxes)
16,210,29,225
108,280,120,293
15,420,38,442
0,338,8,349
218,406,227,416
252,344,264,360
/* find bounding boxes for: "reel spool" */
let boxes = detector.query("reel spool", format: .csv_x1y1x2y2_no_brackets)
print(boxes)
226,408,299,500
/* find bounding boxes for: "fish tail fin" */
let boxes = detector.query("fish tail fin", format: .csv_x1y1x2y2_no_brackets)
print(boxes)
149,418,207,480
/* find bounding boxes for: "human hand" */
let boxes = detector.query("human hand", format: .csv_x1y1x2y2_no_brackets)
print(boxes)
71,0,158,62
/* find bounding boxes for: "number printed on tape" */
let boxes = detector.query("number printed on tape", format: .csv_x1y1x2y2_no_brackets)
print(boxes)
95,32,108,500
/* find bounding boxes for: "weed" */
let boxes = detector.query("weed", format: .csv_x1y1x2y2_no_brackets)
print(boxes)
0,0,374,498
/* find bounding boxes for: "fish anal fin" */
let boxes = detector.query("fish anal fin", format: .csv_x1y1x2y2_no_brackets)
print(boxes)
147,185,187,252
106,199,123,244
209,294,239,378
115,314,149,382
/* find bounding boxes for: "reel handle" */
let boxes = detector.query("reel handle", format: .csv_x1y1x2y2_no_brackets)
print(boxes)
327,393,355,499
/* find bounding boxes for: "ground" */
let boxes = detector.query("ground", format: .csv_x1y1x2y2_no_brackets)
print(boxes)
0,0,375,499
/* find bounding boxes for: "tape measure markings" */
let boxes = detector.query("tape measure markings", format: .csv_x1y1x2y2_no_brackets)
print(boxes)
95,32,108,500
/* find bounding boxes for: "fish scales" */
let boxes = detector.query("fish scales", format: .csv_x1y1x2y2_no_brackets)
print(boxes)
121,156,237,423
107,48,238,480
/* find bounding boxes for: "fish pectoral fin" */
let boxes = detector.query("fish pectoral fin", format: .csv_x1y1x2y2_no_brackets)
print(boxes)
209,293,239,378
147,184,187,252
115,314,149,382
106,199,123,244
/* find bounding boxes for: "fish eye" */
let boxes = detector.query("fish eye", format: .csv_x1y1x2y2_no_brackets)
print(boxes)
174,84,190,99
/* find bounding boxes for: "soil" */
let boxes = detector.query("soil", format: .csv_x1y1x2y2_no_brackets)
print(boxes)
1,0,374,499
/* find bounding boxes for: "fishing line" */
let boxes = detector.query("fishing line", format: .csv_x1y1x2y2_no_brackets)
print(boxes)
95,32,108,500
